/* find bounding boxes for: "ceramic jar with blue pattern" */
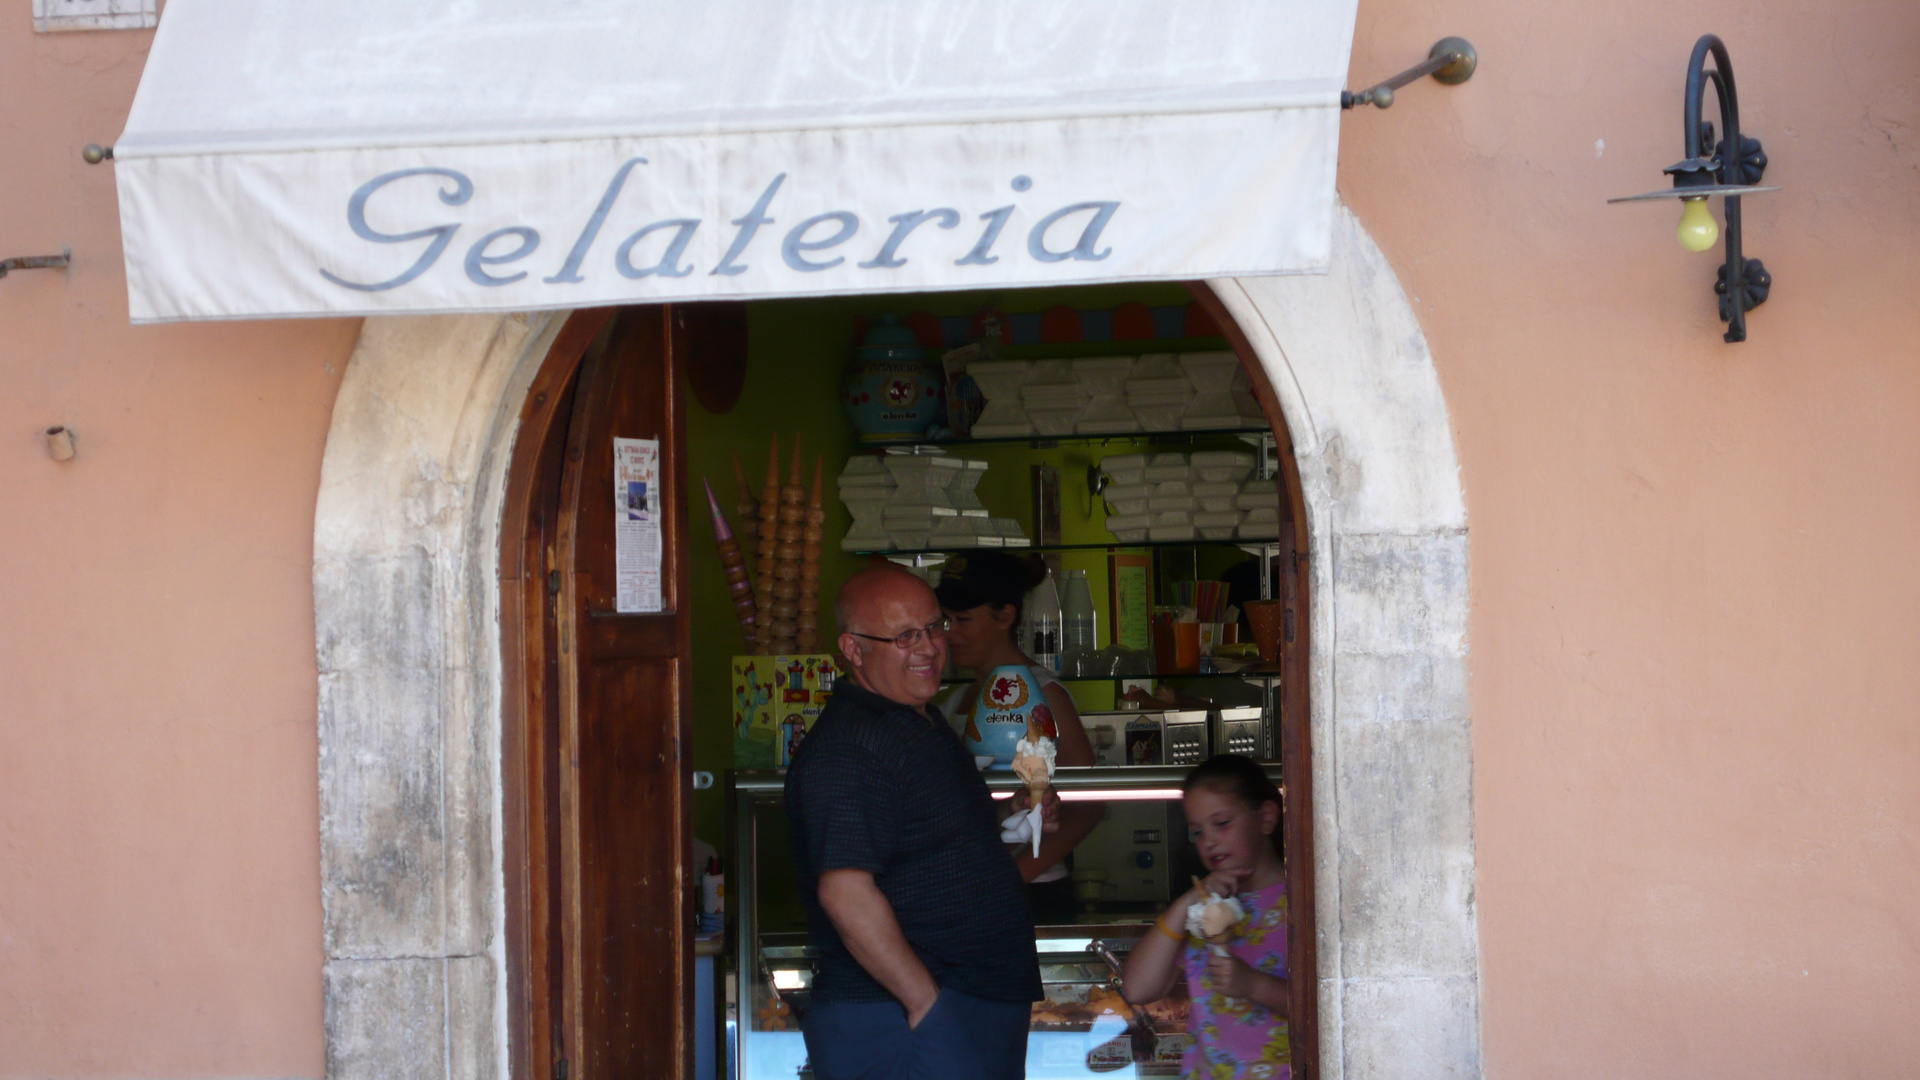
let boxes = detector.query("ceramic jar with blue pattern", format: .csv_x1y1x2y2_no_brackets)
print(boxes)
842,314,945,443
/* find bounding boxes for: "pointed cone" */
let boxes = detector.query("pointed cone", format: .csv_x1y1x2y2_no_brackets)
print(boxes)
788,431,804,486
731,451,751,501
703,478,734,541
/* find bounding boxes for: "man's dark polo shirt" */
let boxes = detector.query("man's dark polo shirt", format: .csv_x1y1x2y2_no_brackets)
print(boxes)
784,681,1041,1006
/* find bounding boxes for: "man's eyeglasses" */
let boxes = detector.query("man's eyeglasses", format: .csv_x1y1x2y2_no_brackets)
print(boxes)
849,616,952,651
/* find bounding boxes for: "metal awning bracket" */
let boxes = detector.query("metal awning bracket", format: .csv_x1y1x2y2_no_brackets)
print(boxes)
1343,37,1477,109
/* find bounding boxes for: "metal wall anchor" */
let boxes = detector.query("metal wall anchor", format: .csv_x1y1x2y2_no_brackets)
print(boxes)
0,253,71,278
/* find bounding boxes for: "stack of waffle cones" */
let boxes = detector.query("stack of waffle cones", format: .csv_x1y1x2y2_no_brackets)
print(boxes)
796,458,824,652
739,435,825,656
703,479,757,647
766,433,806,654
754,439,780,637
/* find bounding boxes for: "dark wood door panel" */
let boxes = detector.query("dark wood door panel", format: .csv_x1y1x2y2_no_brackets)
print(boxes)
582,612,682,659
554,306,696,1080
572,657,687,1076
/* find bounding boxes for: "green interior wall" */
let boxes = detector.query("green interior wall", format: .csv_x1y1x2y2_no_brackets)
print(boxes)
683,282,1237,883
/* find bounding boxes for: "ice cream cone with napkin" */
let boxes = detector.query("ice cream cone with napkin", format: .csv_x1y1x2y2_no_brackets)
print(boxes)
1185,876,1247,956
1007,714,1056,857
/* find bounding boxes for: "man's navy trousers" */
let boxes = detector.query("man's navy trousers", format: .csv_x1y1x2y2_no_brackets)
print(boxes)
801,986,1030,1080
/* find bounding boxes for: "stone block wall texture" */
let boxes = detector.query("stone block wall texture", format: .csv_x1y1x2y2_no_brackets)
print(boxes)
314,314,562,1079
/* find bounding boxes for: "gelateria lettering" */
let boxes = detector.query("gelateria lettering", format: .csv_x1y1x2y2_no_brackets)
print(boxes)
318,160,1119,292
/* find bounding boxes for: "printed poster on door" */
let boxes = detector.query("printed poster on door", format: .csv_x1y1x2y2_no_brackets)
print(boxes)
614,437,662,614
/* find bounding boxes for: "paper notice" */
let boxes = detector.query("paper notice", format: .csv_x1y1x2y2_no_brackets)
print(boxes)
614,437,663,614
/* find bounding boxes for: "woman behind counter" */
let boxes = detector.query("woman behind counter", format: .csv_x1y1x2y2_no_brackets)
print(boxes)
934,551,1105,923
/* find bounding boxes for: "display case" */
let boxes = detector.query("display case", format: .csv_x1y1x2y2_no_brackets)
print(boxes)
727,763,1285,1080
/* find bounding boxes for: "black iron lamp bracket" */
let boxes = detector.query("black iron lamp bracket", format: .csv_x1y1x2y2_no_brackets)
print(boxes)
1609,35,1779,343
1342,37,1477,110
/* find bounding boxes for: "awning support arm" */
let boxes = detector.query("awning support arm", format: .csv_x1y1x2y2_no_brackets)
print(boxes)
1342,37,1477,109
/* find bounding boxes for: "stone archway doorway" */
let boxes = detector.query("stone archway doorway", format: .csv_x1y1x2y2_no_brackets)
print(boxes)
493,287,1318,1080
312,205,1479,1080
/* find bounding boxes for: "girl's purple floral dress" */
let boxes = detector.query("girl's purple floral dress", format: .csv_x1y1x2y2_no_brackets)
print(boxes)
1179,878,1289,1080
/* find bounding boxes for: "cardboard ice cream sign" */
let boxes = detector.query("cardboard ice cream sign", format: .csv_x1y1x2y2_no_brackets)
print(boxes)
963,664,1058,767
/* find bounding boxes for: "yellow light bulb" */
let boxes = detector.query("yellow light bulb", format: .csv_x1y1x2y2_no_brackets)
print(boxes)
1676,196,1719,252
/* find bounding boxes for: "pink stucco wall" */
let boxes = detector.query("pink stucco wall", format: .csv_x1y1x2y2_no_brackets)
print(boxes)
0,21,353,1078
1341,0,1920,1074
2,1,1916,1077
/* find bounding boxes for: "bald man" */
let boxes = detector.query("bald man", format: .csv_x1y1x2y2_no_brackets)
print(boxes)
784,565,1040,1080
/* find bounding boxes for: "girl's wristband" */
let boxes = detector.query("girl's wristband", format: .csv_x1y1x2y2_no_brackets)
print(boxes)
1154,915,1184,942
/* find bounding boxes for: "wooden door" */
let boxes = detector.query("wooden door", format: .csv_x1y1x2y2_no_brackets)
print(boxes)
554,307,693,1079
1187,282,1319,1080
505,304,740,1080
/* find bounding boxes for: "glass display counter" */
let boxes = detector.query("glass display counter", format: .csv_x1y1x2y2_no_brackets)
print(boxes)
727,763,1284,1080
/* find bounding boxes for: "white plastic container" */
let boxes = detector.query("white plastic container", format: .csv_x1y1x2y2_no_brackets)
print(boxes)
1104,512,1152,543
1142,453,1190,484
968,359,1036,437
1060,569,1098,654
1074,398,1140,434
1104,482,1153,515
1030,407,1085,436
1125,353,1194,398
1194,480,1241,513
1189,450,1256,483
1071,356,1137,397
1020,572,1063,673
1194,510,1243,540
1235,487,1276,511
1099,452,1149,486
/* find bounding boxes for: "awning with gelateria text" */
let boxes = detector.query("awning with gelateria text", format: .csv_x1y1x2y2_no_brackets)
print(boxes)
112,0,1359,323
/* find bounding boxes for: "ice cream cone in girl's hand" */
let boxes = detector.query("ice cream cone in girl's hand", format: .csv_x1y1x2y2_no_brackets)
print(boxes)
1186,876,1247,958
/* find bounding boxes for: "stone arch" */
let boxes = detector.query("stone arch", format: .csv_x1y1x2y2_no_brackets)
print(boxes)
311,204,1479,1080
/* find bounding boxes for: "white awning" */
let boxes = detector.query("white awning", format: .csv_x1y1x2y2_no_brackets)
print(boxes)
114,0,1359,323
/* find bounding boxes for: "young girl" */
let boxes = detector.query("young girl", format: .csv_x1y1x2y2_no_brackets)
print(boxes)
1123,754,1290,1080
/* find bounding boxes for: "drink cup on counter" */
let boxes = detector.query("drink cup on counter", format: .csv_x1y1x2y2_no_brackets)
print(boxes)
1197,621,1227,655
1173,621,1201,672
1153,607,1202,674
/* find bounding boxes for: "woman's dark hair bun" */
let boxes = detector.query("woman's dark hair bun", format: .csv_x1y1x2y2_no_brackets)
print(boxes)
1022,553,1049,591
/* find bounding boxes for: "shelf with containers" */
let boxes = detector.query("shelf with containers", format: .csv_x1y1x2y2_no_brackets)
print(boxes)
727,765,1288,1080
834,421,1290,759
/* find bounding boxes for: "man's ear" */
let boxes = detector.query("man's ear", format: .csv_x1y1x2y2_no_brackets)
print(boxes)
837,634,865,672
1259,798,1281,837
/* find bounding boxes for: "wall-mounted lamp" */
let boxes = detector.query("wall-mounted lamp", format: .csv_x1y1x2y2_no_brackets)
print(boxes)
45,426,76,462
1609,35,1778,343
